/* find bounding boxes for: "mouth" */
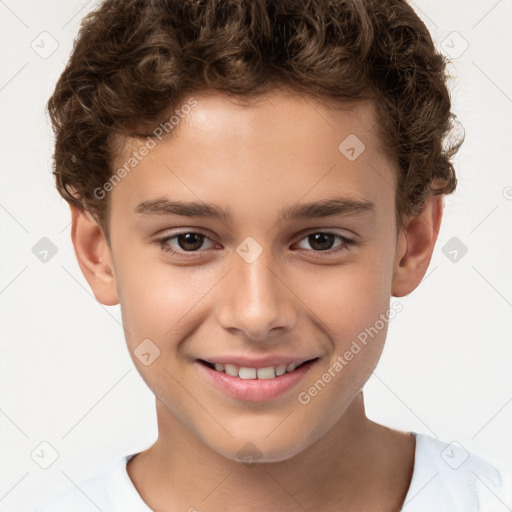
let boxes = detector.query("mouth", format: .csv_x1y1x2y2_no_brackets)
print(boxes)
195,357,320,402
197,358,318,379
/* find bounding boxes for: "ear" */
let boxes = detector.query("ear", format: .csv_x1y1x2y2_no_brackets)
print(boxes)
391,194,444,297
69,204,119,306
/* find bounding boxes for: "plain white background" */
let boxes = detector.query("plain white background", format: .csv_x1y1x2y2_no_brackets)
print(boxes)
0,1,511,511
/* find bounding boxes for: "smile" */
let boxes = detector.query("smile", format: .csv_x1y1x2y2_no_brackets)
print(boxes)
198,360,314,379
196,357,320,401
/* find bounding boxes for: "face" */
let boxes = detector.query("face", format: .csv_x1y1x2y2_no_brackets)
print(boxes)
102,89,404,462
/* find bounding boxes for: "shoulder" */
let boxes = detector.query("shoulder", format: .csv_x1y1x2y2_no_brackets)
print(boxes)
401,433,509,512
30,454,149,512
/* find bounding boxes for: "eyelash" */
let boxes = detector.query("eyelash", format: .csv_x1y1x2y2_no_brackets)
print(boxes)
156,231,355,258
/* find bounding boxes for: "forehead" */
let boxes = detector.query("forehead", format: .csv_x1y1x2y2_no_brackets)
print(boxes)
110,89,397,227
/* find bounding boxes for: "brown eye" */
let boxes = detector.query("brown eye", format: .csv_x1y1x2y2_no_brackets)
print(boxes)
158,232,216,256
306,233,336,251
174,233,206,251
296,231,352,253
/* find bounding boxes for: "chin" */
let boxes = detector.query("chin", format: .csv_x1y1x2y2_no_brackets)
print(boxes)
207,435,307,465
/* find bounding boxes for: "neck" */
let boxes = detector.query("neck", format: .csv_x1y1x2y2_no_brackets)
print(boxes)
127,393,415,511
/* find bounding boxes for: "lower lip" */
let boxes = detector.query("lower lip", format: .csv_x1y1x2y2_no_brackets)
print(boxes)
196,360,317,402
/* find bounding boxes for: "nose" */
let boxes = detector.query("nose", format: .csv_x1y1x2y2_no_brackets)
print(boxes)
215,247,298,341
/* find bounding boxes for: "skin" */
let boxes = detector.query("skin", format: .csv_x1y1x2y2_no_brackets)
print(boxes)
70,88,443,511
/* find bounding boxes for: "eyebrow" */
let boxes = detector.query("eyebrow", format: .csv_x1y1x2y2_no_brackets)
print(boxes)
135,196,376,223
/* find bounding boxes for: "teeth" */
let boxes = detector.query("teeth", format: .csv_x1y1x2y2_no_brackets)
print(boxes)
275,364,287,376
207,361,306,379
286,362,297,372
257,367,276,379
224,364,238,377
239,367,257,379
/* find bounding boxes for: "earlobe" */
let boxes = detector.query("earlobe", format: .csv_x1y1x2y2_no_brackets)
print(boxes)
391,195,444,297
69,204,119,306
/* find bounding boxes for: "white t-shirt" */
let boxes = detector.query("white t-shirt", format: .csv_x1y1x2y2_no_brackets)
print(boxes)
31,433,509,512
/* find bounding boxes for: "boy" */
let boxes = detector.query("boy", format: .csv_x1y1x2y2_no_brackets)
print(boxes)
34,0,506,510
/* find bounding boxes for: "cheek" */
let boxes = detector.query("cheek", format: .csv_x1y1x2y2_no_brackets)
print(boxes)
293,250,394,407
115,249,222,354
112,245,180,341
295,251,394,341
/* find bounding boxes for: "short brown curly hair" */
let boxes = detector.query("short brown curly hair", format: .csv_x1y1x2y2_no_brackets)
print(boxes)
47,0,461,242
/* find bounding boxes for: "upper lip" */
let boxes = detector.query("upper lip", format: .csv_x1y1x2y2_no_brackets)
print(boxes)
198,355,319,369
